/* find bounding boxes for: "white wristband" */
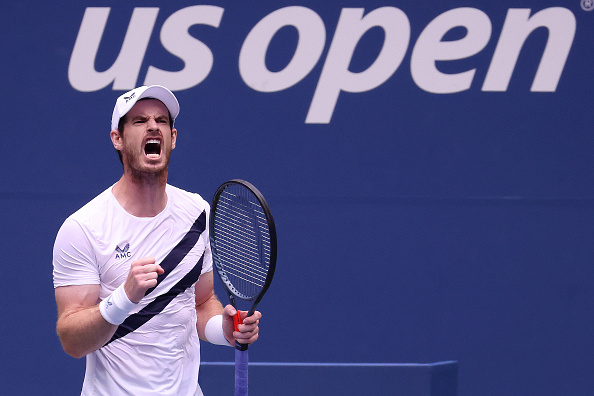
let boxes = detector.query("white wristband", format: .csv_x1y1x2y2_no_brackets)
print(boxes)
99,284,136,325
205,315,232,346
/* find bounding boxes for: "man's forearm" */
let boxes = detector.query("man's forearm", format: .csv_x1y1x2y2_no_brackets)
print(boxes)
57,305,116,359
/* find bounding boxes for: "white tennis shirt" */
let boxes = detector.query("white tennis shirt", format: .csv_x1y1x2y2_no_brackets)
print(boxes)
53,184,213,395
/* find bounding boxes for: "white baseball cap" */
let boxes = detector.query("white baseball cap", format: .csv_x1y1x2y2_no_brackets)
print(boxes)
111,85,180,131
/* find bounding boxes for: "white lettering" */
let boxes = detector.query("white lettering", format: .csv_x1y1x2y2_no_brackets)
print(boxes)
144,6,224,90
68,7,158,92
306,7,410,124
411,8,491,94
68,6,577,123
482,8,576,92
239,6,326,92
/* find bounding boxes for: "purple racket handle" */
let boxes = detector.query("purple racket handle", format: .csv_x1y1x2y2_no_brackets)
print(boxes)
235,348,249,396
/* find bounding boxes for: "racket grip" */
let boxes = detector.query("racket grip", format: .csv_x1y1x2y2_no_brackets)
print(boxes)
235,348,249,396
233,310,249,351
233,310,242,332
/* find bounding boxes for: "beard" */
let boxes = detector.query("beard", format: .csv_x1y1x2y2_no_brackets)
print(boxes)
121,144,171,185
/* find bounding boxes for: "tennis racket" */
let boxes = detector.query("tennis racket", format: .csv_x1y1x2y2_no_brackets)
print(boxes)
209,179,277,396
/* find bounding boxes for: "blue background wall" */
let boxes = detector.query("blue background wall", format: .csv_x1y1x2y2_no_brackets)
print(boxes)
1,1,592,394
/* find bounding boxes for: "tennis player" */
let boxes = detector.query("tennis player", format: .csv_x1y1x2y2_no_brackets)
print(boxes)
52,85,262,395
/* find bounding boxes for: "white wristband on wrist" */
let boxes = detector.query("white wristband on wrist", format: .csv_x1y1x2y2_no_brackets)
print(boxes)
205,315,232,346
99,284,136,325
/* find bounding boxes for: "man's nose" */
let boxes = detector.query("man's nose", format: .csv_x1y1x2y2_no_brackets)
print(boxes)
146,117,159,130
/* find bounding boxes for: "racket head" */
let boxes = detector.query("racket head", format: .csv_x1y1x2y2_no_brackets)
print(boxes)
209,179,277,313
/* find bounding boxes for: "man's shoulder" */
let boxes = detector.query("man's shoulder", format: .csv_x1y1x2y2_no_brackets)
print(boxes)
167,184,208,207
55,186,113,250
68,186,114,225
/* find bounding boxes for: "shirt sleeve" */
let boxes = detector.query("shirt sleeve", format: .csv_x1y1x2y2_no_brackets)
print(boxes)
200,204,213,275
53,217,100,287
201,237,213,275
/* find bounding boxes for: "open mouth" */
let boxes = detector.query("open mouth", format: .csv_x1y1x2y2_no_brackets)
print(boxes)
144,139,162,159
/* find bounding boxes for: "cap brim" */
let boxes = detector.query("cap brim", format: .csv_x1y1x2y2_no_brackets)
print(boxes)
136,85,180,121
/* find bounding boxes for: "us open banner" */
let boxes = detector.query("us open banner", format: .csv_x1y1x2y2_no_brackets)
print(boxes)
1,1,592,395
68,5,575,124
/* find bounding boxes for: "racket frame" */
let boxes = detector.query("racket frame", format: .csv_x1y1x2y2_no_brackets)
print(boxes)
209,179,277,350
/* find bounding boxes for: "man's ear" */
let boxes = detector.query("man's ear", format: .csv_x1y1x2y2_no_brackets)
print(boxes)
171,128,177,150
110,129,123,151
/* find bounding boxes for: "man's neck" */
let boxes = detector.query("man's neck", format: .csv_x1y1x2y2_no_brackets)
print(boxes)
112,171,168,217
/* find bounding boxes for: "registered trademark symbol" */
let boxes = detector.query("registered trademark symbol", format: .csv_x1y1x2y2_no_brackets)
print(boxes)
582,0,594,11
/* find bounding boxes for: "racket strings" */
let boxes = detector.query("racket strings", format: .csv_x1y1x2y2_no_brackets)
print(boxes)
217,196,271,247
213,188,272,298
214,226,269,292
215,216,271,262
214,224,270,274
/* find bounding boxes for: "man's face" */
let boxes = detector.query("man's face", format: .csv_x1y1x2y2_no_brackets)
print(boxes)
113,99,177,176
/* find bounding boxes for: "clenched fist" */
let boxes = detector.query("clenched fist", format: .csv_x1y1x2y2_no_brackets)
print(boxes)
123,257,164,303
